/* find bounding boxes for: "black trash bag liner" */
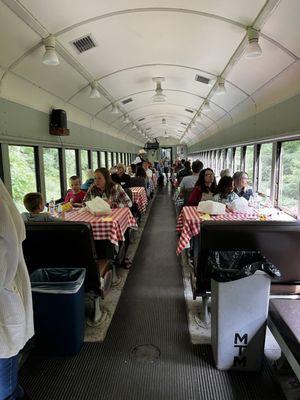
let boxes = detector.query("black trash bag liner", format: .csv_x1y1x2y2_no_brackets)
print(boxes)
208,251,281,282
30,268,86,294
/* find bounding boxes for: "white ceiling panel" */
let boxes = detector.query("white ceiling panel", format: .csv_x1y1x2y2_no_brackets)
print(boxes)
262,0,300,58
0,2,41,68
59,12,244,77
19,0,265,34
13,46,88,100
99,65,213,102
226,37,295,94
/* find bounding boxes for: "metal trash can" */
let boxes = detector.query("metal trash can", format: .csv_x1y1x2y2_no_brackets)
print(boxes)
209,251,280,371
30,268,86,356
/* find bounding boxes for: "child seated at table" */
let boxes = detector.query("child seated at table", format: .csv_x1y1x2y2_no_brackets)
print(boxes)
64,175,85,207
213,176,239,207
21,192,60,222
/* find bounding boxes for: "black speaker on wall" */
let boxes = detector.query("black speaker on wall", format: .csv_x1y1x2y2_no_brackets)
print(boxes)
50,109,70,136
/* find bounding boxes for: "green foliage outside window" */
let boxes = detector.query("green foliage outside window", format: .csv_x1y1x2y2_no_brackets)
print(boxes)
279,141,300,215
43,148,61,202
9,145,37,211
81,150,89,178
258,143,272,196
65,149,77,183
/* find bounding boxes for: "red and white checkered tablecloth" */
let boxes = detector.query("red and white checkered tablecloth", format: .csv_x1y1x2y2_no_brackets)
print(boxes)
176,206,259,255
65,208,137,245
131,187,148,214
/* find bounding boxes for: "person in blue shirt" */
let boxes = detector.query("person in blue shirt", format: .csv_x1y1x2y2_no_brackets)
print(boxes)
213,176,239,205
233,171,253,201
21,192,60,222
81,169,95,192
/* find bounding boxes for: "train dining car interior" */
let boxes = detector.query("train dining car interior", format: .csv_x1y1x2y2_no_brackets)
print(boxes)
0,0,300,399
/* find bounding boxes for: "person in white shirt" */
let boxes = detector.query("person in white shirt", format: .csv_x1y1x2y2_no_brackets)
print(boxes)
179,160,203,204
0,179,34,400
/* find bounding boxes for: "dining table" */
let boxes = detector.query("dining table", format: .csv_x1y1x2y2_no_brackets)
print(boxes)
176,206,262,255
130,187,148,214
65,207,137,245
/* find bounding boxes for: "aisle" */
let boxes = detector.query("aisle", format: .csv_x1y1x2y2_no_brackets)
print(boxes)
20,188,284,400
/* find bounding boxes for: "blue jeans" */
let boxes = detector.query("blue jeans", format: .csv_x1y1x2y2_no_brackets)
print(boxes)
0,355,23,400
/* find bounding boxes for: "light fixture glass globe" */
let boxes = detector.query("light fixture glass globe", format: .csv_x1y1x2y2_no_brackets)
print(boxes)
111,105,119,114
42,49,59,65
202,101,211,112
89,86,100,98
152,91,167,103
245,40,262,58
216,82,226,95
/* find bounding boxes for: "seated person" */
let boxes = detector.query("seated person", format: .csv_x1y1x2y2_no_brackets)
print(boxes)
84,168,132,209
130,166,147,190
233,171,253,200
21,192,60,222
64,175,85,207
111,163,131,189
220,168,231,179
81,169,94,191
213,176,239,205
187,168,217,206
176,161,192,186
179,160,203,199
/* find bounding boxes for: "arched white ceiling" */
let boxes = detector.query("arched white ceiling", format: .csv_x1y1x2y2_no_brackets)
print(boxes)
0,0,299,146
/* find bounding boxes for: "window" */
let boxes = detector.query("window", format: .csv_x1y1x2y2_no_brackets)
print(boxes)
43,147,61,202
278,140,300,216
100,152,106,167
92,151,98,169
112,152,117,166
258,143,272,196
81,150,89,177
245,145,254,185
65,149,77,181
9,145,37,211
234,147,241,172
107,152,112,169
226,148,232,172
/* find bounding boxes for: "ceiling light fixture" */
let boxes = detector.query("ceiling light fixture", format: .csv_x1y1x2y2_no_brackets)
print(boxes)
111,104,119,114
89,82,101,98
42,35,59,66
122,115,130,123
215,78,226,95
202,101,211,112
152,77,167,103
245,27,262,58
195,113,202,122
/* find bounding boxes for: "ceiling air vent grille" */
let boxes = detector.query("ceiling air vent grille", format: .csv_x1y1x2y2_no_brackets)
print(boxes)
122,98,133,105
195,74,210,85
72,35,97,54
138,118,145,122
185,108,194,114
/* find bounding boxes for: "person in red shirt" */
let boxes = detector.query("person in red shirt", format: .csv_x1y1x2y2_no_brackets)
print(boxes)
187,168,217,206
64,176,86,207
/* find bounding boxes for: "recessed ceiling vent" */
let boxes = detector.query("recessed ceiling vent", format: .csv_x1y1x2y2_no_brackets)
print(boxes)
138,118,145,122
195,74,210,85
71,35,97,54
185,108,194,114
122,98,133,105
